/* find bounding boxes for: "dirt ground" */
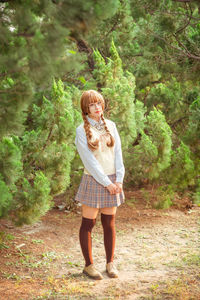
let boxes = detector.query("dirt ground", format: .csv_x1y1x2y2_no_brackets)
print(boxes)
0,190,199,300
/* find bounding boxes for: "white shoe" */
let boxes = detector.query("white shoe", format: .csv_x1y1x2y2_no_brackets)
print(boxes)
106,262,118,278
83,264,103,280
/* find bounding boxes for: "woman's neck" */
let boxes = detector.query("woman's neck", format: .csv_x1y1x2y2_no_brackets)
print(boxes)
88,115,101,122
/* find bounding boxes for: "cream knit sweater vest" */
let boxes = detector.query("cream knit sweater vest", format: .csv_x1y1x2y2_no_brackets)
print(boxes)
83,120,116,176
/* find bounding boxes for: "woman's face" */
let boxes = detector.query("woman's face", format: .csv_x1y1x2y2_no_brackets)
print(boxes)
88,100,103,121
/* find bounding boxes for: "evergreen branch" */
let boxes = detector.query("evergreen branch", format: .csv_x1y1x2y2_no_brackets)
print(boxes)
73,37,95,72
15,33,35,38
145,8,200,21
152,31,200,61
42,126,54,151
76,39,92,54
104,0,129,39
105,18,120,38
151,81,163,84
169,116,188,128
161,11,200,21
132,54,143,57
192,21,200,26
173,33,200,59
132,133,142,147
172,0,192,2
173,34,191,55
175,2,193,34
28,126,54,168
0,72,6,78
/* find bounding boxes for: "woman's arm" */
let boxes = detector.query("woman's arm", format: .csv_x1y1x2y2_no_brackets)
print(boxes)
113,122,125,184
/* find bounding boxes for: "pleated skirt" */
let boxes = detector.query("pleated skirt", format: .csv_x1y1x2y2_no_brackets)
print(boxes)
74,174,125,208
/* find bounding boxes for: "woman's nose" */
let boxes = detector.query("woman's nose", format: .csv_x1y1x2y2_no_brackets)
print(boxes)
95,103,101,107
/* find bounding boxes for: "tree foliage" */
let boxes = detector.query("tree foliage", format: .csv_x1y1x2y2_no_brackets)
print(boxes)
0,0,200,224
0,79,81,225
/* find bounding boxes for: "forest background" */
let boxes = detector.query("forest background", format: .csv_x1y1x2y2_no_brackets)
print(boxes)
0,0,200,226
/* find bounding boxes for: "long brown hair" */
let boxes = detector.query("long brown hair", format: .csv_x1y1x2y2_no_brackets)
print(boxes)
80,90,115,151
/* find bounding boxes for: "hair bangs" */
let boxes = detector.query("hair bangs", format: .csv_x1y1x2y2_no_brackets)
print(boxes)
81,90,104,115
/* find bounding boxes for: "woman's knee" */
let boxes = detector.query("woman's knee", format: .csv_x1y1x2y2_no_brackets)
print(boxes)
100,207,117,216
82,204,99,219
100,207,117,229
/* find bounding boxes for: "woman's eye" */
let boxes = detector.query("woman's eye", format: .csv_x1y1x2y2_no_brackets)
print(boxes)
89,102,101,108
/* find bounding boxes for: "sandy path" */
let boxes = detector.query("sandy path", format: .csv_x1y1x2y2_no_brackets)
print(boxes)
0,202,199,299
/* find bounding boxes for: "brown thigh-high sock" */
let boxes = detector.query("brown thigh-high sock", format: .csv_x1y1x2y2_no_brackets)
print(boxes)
79,217,96,267
101,213,116,263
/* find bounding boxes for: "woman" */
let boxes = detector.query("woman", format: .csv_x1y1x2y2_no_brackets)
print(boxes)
75,90,125,280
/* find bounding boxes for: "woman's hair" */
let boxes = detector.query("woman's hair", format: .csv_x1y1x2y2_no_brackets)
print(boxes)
80,90,115,151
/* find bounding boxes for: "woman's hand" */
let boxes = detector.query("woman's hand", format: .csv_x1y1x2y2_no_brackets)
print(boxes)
115,182,123,193
106,183,118,195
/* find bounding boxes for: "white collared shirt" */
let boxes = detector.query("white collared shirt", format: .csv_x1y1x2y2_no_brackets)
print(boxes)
75,116,125,187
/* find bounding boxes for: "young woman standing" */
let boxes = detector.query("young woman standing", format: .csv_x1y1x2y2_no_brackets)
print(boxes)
75,90,125,280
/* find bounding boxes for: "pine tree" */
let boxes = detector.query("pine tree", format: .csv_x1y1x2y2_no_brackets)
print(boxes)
0,0,120,138
0,80,81,225
71,0,200,196
93,41,137,151
87,42,173,186
0,0,120,224
163,142,195,191
0,137,22,217
14,80,81,225
128,108,172,185
1,0,200,223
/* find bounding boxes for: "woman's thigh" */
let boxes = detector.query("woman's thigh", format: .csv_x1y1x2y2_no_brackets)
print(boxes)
82,204,99,219
100,207,117,215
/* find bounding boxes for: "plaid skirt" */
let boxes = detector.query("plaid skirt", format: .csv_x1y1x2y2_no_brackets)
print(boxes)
74,174,125,208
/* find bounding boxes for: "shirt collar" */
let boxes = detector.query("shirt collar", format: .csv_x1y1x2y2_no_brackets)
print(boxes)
87,116,103,126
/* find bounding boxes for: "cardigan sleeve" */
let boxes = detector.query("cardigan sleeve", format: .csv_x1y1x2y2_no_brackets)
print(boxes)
113,122,125,183
75,126,112,187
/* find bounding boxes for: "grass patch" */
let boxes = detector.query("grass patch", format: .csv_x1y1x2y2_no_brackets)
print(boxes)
140,186,174,209
32,276,95,300
182,253,200,266
135,260,155,270
32,239,44,244
166,252,200,269
140,273,200,300
126,198,137,208
102,281,136,299
0,231,15,249
1,271,22,281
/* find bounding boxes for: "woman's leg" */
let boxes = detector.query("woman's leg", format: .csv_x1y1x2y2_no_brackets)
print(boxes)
80,205,103,279
79,205,99,266
100,207,118,278
82,204,99,219
100,207,117,263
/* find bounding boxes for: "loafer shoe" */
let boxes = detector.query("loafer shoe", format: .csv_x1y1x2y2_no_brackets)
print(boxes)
106,262,118,278
83,264,103,280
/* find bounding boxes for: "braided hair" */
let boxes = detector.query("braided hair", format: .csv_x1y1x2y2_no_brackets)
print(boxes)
80,90,115,151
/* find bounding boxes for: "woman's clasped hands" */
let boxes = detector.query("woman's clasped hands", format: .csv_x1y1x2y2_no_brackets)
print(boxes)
106,182,122,195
